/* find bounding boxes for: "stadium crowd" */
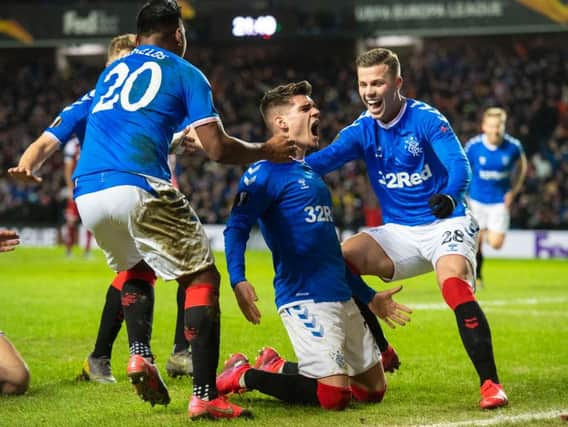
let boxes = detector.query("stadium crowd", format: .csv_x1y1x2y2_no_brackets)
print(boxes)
1,36,566,230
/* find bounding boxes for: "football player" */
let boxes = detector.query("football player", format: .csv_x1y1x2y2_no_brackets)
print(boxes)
465,108,527,287
220,81,411,411
306,48,507,409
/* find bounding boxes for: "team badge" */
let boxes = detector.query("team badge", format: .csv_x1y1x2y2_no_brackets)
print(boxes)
502,155,510,166
404,135,423,157
479,156,486,165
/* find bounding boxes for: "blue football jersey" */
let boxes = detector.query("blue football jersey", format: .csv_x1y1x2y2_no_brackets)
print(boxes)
306,98,471,226
73,45,218,195
44,90,94,145
465,133,524,204
224,160,352,309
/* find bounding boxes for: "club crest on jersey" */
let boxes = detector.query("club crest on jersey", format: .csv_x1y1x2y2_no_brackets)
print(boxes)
479,156,487,165
404,135,423,157
501,155,510,166
298,178,309,189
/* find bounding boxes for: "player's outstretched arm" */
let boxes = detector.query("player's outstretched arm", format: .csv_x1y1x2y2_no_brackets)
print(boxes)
0,230,20,253
8,133,60,184
194,121,296,164
233,281,261,325
368,286,412,329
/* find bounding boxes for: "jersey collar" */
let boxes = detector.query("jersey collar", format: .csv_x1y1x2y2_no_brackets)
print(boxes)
481,134,501,151
376,99,407,129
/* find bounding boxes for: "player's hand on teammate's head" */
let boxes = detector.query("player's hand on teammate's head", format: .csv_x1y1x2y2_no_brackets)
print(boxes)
263,134,297,162
0,230,20,253
428,193,456,219
368,285,412,329
234,281,261,325
7,167,43,184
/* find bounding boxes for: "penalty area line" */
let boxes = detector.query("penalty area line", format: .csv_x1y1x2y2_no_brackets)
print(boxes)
415,409,567,427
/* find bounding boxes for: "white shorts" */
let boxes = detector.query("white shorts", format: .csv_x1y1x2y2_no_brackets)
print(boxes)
76,177,214,280
363,214,479,283
468,199,509,233
279,299,381,379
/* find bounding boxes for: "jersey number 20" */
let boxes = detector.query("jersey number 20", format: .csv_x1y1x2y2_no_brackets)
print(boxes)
92,61,162,113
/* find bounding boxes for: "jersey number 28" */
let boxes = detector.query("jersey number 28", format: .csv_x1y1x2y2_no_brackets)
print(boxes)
92,61,162,113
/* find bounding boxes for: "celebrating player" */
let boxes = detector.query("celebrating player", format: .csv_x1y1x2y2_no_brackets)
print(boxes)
9,33,193,384
220,81,411,411
465,108,527,287
51,0,291,419
306,48,508,409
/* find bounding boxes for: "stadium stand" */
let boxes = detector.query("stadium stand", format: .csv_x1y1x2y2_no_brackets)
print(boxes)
1,36,566,230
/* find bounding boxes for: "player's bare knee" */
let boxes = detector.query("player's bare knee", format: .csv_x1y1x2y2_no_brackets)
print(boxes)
489,239,504,250
342,233,392,277
487,232,505,249
316,382,352,410
1,367,30,395
436,255,473,286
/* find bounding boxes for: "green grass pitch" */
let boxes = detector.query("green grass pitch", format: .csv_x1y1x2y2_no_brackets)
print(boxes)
0,248,566,426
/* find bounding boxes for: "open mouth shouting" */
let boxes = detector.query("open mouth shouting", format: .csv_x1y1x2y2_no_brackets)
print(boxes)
310,119,320,144
366,98,384,117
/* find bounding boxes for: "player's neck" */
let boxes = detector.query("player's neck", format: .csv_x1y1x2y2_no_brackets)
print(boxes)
382,95,405,124
294,146,307,160
138,35,178,55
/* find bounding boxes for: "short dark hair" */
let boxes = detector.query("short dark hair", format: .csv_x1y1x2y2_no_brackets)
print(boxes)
136,0,181,36
259,81,312,123
355,48,401,78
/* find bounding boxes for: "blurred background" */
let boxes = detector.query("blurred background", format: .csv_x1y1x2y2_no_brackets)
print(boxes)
1,0,567,258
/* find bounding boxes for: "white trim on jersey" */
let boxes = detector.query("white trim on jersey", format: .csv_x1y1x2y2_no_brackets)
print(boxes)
376,100,407,130
191,116,221,129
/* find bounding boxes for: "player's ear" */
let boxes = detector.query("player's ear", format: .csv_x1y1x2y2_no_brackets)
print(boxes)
396,76,403,90
274,116,288,132
135,34,141,46
175,27,183,46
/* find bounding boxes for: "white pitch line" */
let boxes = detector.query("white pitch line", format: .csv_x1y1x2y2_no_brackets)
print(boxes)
483,308,568,317
409,296,568,311
415,409,567,427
